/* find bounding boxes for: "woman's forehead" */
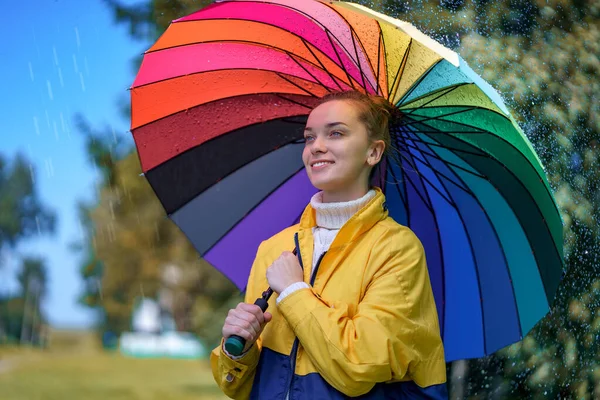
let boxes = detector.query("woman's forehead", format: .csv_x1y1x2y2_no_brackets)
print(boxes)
307,100,360,126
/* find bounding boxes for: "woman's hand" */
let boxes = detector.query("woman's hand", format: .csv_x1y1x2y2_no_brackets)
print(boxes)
222,303,272,353
266,251,304,294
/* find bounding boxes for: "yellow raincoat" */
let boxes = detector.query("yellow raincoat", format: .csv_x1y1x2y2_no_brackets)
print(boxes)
211,188,447,399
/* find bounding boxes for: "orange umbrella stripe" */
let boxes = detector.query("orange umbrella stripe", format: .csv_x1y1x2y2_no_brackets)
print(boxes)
131,69,328,129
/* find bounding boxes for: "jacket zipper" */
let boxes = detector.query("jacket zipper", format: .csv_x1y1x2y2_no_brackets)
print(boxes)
286,233,326,400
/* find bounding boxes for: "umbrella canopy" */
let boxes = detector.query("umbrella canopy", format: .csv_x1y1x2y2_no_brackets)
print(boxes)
130,0,564,361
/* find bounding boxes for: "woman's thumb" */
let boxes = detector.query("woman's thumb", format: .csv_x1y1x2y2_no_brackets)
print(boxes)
263,312,273,323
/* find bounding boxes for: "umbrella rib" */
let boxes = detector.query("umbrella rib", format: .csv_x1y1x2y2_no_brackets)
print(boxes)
379,27,391,101
402,84,467,116
275,72,321,97
349,28,368,91
301,38,345,91
406,139,489,353
395,139,458,208
287,52,334,93
325,29,358,91
414,115,563,248
393,142,434,212
376,28,383,97
389,38,412,101
400,140,447,337
274,93,315,110
399,138,483,190
417,141,524,345
400,81,468,108
202,165,307,257
399,105,483,128
385,159,410,225
414,123,562,306
398,129,490,177
324,1,381,95
398,59,445,105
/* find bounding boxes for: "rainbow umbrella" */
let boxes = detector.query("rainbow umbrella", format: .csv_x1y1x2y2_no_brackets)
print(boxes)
130,0,564,361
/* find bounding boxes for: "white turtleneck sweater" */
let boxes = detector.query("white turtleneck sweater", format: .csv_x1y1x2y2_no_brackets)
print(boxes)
276,189,377,304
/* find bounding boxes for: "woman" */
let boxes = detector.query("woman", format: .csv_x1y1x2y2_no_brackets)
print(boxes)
211,90,447,399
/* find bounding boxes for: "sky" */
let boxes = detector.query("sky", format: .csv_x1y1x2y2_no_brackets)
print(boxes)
0,0,148,328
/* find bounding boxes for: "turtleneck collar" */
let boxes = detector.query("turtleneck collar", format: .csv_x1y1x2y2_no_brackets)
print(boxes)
310,190,377,230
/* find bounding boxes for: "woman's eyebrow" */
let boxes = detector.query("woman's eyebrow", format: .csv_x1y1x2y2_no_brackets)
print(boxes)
304,122,348,132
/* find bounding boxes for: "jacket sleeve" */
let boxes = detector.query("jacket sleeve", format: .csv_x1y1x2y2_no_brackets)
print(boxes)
210,242,266,400
277,230,446,397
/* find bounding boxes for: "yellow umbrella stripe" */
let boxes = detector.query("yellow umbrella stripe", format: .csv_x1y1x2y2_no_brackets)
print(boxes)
400,84,506,116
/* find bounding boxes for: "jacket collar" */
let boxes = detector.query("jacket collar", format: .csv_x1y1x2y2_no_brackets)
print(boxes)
298,187,388,249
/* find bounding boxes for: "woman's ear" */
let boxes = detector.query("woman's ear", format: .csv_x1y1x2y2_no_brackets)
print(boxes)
367,140,386,166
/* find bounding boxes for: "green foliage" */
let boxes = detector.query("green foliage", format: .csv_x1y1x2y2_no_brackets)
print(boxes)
0,153,55,251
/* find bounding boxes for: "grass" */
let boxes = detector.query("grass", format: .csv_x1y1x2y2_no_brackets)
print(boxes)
0,329,228,400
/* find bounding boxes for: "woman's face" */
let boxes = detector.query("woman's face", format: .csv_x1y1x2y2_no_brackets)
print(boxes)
302,100,384,202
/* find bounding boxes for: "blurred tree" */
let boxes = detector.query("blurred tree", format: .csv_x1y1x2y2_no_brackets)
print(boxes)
0,153,56,256
0,257,49,346
0,153,55,344
16,257,48,345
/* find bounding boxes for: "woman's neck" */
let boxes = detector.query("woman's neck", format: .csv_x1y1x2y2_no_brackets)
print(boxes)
321,184,370,203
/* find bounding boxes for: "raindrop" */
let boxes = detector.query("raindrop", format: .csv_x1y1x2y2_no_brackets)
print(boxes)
74,27,80,48
53,121,59,140
29,164,35,185
46,80,54,100
33,116,40,135
58,67,64,87
53,46,59,66
35,216,41,235
80,72,86,91
28,62,34,81
44,158,54,177
60,112,66,133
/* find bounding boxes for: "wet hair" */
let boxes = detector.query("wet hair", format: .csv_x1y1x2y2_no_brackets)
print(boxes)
316,90,402,183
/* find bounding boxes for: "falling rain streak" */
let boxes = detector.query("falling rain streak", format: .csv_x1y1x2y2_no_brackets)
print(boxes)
44,158,54,177
33,116,40,135
46,80,53,100
28,62,34,81
75,27,81,48
80,72,86,91
53,46,59,66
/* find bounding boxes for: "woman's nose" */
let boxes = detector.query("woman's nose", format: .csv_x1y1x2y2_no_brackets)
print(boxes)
311,136,327,153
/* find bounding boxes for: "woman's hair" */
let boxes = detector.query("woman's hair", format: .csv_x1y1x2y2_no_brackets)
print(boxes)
316,90,402,182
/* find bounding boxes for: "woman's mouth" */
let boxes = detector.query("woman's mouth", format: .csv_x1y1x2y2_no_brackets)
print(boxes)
311,161,334,170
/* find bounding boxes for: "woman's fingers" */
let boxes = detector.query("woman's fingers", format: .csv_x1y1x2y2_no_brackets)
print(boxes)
222,303,270,344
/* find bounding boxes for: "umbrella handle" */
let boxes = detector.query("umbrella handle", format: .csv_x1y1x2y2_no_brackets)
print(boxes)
224,288,273,356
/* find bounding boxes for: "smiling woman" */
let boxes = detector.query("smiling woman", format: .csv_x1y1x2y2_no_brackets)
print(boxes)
211,90,447,400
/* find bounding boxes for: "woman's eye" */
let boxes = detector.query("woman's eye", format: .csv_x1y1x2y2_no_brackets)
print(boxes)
330,131,342,137
304,136,315,142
